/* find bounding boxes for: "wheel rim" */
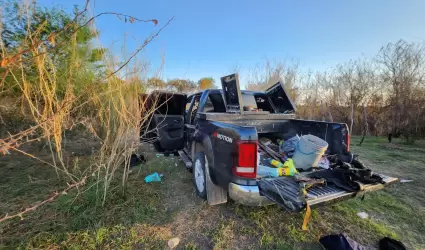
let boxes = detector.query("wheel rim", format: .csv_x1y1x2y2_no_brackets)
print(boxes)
194,159,205,193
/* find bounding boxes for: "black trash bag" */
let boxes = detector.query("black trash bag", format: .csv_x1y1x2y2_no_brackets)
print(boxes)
129,154,146,168
319,233,371,250
308,167,384,192
379,237,406,250
329,152,366,169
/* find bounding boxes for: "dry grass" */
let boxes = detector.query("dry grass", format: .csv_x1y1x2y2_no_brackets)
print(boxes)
0,0,173,225
1,136,424,249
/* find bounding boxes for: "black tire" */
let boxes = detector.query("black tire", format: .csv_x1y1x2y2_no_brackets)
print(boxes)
193,152,207,200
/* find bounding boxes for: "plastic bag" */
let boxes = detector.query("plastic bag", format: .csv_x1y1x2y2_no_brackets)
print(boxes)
279,135,300,157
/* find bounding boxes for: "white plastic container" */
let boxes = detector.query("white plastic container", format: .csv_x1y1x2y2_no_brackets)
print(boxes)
292,134,328,170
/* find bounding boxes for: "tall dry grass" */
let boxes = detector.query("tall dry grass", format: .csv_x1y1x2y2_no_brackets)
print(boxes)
0,0,172,221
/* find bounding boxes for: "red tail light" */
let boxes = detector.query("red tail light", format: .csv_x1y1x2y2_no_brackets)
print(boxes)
346,131,351,152
233,141,257,178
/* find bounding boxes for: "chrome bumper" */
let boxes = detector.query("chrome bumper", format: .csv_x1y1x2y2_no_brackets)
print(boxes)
228,183,274,206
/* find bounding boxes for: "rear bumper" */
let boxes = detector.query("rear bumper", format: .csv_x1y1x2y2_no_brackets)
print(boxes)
228,183,274,206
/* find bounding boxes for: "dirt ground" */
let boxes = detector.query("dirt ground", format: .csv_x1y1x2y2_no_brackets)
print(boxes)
0,136,424,249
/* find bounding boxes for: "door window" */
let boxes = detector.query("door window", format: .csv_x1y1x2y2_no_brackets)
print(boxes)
185,96,193,112
190,95,201,124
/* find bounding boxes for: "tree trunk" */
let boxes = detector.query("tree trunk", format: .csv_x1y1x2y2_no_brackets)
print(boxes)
359,105,368,146
326,103,333,122
350,103,354,135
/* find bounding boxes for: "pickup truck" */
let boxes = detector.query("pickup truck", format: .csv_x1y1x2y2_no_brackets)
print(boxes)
141,73,397,211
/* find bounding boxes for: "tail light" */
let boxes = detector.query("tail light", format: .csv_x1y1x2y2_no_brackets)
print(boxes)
233,141,258,178
346,131,351,152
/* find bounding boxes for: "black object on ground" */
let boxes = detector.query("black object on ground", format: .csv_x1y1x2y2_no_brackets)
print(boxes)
129,154,146,168
319,233,371,250
379,237,406,250
388,133,393,143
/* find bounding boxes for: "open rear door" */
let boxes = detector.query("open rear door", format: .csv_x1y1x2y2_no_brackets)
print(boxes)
265,82,296,114
142,91,187,152
258,174,398,212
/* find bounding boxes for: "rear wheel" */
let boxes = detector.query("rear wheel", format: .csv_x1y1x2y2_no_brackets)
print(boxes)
193,152,207,200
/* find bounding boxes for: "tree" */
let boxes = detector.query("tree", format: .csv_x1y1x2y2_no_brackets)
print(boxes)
376,40,425,143
167,79,197,92
147,77,167,89
198,77,216,89
246,59,298,102
0,0,103,98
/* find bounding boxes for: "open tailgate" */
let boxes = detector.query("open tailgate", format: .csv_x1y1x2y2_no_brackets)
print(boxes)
258,174,398,212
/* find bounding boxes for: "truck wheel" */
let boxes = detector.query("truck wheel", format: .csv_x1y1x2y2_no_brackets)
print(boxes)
193,152,207,200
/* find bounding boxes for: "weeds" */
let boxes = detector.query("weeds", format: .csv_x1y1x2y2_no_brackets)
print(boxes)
0,0,173,224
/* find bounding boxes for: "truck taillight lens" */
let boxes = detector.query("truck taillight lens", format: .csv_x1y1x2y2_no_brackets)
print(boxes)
233,141,257,178
346,131,351,152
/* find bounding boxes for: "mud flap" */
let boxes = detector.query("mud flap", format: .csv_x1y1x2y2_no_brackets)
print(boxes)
205,155,227,205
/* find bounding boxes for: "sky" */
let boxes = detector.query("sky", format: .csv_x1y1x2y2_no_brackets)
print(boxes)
38,0,425,87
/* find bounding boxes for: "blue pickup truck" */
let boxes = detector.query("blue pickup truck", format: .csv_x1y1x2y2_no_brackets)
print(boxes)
141,74,397,211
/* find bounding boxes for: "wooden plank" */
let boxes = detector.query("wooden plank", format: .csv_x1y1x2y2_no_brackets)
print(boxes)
258,141,286,163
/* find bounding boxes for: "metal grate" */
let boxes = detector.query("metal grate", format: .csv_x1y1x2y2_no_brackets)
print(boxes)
306,185,345,199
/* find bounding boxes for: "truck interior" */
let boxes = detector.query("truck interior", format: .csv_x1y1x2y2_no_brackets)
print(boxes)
141,91,187,152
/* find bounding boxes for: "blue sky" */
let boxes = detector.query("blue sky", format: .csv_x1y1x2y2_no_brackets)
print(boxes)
38,0,425,86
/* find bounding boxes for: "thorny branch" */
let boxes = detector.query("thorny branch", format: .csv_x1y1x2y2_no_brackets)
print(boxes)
0,11,173,155
106,17,174,78
0,0,173,222
0,0,159,69
0,176,87,223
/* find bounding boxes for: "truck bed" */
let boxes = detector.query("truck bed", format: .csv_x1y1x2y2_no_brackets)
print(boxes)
256,140,398,211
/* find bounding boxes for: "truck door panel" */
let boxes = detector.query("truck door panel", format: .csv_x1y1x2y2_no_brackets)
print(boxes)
143,92,187,152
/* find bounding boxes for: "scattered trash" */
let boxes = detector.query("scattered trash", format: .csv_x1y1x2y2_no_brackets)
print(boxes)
144,172,163,183
356,211,369,219
320,233,370,250
257,159,298,177
129,154,146,168
269,159,284,168
282,159,298,176
168,237,180,249
317,156,330,169
259,137,272,146
156,153,164,157
400,179,413,183
298,177,326,190
257,165,283,177
279,135,300,157
174,163,178,167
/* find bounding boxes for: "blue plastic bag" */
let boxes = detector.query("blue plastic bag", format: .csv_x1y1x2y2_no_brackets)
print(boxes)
144,172,162,183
